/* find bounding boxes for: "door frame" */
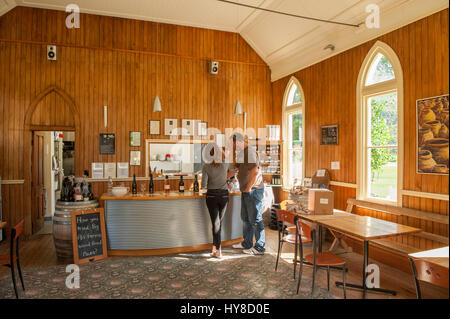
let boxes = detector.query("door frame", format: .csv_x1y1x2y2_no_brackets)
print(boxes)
24,86,80,236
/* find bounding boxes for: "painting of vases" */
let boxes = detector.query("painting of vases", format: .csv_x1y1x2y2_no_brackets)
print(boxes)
417,94,449,175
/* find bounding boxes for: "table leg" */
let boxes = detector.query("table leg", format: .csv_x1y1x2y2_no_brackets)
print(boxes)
318,225,323,253
363,240,368,299
328,229,352,253
335,240,397,298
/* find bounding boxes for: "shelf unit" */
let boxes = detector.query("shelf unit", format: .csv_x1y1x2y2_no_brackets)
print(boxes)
256,141,283,188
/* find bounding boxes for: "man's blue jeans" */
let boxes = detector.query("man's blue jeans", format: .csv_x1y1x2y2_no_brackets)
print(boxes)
240,188,265,252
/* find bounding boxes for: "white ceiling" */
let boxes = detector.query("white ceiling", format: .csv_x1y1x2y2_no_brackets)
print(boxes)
1,0,448,81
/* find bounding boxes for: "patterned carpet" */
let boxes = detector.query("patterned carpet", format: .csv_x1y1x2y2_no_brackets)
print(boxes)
0,250,335,299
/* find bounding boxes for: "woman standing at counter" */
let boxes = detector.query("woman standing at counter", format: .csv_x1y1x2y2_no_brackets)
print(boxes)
202,144,236,258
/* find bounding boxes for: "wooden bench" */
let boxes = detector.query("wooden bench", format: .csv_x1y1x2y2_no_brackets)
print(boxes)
345,198,449,256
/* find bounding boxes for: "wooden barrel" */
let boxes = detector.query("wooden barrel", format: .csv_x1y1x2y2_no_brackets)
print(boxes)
53,200,99,262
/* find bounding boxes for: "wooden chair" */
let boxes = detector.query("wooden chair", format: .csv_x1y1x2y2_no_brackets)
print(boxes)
279,201,297,234
409,257,449,299
295,216,347,298
0,220,25,299
275,210,312,280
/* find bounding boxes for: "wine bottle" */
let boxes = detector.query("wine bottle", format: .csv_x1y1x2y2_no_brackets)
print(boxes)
82,180,90,201
164,175,170,193
149,173,154,194
88,182,94,200
193,174,199,193
132,174,138,195
179,175,184,193
74,182,82,201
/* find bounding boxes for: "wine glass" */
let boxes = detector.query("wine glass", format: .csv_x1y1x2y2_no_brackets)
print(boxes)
140,183,146,195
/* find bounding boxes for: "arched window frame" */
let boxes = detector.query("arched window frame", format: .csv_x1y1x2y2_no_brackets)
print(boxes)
356,41,404,206
282,76,305,189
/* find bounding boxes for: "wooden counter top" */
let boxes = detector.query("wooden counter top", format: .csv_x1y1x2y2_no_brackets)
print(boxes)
100,191,241,201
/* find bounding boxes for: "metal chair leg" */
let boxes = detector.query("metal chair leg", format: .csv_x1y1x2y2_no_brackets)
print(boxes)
275,240,282,271
343,264,347,299
296,261,303,294
10,263,19,299
327,266,330,291
409,257,421,299
293,241,297,280
17,258,25,291
311,263,316,297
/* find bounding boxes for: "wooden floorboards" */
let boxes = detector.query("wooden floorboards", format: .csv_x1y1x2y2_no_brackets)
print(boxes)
0,228,448,299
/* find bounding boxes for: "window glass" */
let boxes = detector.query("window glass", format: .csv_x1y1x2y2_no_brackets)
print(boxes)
366,92,398,202
287,84,302,106
289,149,303,185
368,93,398,147
289,113,303,148
365,53,395,86
368,148,398,201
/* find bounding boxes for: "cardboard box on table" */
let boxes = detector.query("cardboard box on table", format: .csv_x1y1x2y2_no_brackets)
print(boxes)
308,189,334,215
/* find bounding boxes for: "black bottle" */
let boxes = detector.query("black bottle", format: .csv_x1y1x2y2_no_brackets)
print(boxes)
179,175,185,193
149,173,154,194
132,174,138,195
193,174,199,193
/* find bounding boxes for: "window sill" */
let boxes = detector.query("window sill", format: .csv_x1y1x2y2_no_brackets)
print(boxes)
358,196,400,207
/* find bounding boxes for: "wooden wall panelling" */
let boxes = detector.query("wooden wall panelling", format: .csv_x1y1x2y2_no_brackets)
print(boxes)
271,9,449,257
0,6,272,236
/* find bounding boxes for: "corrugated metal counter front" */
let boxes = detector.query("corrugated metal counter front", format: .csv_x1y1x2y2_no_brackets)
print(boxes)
101,192,243,255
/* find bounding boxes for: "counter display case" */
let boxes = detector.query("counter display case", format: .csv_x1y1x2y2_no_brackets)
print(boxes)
101,192,243,255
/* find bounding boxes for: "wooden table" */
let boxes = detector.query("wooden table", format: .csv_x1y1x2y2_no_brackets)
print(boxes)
409,246,449,269
297,213,421,298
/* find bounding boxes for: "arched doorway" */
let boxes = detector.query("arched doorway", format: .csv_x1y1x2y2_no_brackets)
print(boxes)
24,86,80,235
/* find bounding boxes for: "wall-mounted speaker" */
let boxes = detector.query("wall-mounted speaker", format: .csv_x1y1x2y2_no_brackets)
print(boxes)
47,45,57,61
209,61,219,74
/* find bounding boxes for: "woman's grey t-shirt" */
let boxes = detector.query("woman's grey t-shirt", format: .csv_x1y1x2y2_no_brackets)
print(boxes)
201,163,229,190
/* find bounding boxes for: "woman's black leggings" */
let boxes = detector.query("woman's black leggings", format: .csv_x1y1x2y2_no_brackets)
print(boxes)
206,190,229,250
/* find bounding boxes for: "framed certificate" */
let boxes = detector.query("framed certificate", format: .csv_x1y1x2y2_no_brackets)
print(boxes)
164,119,178,136
130,131,141,147
130,151,141,166
149,120,160,135
198,122,208,136
182,119,194,136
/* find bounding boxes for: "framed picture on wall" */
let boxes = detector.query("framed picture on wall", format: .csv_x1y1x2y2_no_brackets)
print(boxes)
198,122,208,137
129,131,141,147
99,133,115,155
181,119,194,136
321,125,338,145
416,94,449,175
130,150,141,166
149,120,160,135
164,118,178,136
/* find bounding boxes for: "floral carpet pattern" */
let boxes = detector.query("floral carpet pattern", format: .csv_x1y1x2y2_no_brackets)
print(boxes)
0,250,335,299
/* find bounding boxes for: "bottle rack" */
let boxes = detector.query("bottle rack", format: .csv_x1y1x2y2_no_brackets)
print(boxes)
260,144,281,175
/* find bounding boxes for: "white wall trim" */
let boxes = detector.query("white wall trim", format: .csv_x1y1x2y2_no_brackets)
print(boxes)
0,179,25,185
329,181,357,189
401,190,449,202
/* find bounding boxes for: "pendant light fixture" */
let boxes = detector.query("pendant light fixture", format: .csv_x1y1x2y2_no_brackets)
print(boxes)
234,35,246,131
235,100,243,115
153,96,162,112
153,24,162,113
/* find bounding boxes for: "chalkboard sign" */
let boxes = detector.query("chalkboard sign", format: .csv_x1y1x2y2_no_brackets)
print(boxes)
71,208,108,264
99,133,115,155
321,125,338,145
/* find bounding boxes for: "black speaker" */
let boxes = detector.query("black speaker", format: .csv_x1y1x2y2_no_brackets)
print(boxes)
47,45,57,61
209,61,219,74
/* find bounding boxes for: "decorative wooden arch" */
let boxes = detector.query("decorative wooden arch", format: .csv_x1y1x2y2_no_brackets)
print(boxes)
23,86,80,236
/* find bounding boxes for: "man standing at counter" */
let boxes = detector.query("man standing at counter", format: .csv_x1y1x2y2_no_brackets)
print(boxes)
230,133,266,255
